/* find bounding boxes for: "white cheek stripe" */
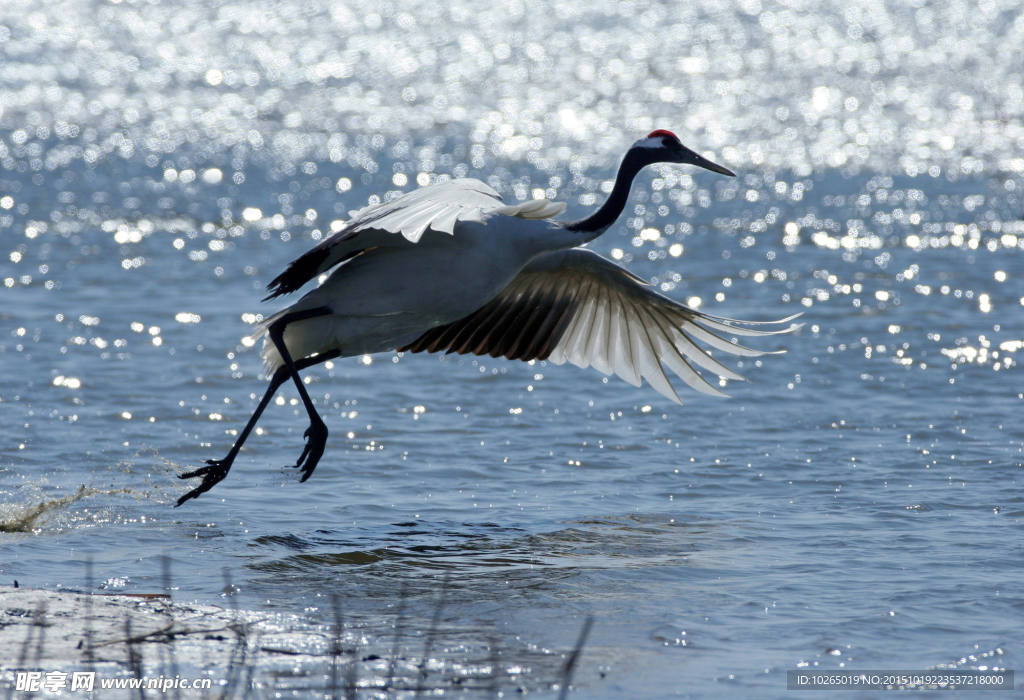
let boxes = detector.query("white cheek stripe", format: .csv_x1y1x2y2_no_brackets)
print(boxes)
635,136,667,149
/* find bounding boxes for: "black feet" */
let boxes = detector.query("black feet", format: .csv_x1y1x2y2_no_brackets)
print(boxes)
176,458,233,507
291,419,328,482
177,418,326,506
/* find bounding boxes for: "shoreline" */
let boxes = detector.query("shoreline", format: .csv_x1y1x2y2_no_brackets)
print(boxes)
0,584,581,697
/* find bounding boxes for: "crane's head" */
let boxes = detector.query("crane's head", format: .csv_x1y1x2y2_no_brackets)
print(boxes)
633,129,735,177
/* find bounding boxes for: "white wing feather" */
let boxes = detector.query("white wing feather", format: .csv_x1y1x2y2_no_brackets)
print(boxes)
534,250,800,402
399,247,800,404
346,178,566,242
266,178,567,297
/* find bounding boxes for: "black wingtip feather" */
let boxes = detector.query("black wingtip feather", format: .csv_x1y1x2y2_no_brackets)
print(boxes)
263,247,372,301
264,247,332,300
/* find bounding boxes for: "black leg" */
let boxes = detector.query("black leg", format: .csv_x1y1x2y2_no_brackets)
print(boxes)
176,367,290,506
176,336,341,506
267,308,333,482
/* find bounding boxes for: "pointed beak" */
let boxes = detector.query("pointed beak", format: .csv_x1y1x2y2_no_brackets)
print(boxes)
679,147,735,177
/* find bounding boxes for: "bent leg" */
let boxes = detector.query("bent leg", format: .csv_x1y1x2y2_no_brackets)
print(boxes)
177,367,290,506
267,307,333,481
176,346,341,506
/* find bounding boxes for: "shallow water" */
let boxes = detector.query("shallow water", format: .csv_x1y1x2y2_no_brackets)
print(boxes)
1,0,1023,697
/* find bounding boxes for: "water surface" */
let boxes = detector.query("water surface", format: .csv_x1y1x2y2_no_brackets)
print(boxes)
1,0,1022,696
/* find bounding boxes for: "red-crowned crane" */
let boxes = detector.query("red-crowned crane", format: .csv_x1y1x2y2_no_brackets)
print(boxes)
177,130,799,505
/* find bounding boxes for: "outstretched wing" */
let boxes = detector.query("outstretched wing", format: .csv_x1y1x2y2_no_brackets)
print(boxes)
400,248,801,403
265,178,566,299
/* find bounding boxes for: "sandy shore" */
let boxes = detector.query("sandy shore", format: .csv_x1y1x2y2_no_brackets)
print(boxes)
1,584,245,667
0,584,573,697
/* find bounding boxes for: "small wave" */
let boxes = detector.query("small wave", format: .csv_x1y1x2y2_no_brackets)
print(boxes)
0,485,94,532
0,485,141,533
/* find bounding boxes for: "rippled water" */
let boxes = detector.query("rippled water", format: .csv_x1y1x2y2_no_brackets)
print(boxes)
1,0,1022,696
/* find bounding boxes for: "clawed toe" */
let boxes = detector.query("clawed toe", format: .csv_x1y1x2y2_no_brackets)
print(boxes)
176,457,233,507
290,420,328,482
178,458,221,481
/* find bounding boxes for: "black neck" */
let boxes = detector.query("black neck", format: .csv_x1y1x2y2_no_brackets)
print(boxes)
564,149,648,239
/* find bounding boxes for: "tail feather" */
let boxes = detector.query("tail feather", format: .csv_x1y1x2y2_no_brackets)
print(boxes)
252,313,282,375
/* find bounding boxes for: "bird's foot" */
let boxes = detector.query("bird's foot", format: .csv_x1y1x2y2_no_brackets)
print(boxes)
290,419,328,482
176,457,234,506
